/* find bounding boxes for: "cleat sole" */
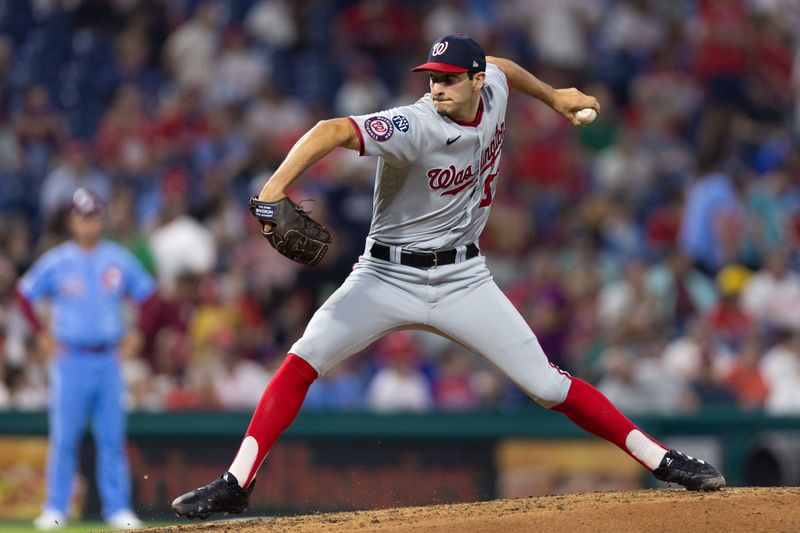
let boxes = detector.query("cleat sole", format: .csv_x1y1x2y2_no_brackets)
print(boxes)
700,475,726,491
683,474,726,492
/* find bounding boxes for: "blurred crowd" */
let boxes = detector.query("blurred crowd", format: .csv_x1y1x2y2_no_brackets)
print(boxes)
1,0,800,415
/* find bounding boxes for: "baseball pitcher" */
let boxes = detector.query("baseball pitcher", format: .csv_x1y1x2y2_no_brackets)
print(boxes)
173,34,724,519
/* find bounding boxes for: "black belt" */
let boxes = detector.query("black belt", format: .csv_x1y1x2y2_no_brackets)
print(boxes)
370,242,479,269
65,342,118,354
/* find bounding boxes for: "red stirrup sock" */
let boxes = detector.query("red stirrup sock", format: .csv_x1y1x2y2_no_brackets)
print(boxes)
551,377,667,470
227,354,318,488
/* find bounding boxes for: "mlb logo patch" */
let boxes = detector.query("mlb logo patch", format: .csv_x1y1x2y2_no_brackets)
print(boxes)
364,116,394,142
392,115,410,133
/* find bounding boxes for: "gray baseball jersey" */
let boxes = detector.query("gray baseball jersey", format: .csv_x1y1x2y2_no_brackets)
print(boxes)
347,63,508,251
290,62,571,408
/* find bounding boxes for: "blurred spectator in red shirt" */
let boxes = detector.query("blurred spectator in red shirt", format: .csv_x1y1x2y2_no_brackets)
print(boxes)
95,84,155,179
721,335,768,409
644,190,684,257
433,346,482,411
335,0,417,58
152,86,209,162
691,0,752,106
708,264,754,349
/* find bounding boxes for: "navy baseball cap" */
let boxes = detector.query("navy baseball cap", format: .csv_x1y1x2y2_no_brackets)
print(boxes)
411,34,486,74
72,188,105,217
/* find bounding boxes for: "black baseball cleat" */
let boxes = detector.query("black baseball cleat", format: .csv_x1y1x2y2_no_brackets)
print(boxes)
652,449,726,491
172,472,254,519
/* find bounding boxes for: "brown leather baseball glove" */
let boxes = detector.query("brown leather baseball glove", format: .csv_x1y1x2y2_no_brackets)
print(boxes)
248,197,331,266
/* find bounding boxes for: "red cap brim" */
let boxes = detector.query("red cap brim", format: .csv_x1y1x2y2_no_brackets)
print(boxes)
410,62,468,73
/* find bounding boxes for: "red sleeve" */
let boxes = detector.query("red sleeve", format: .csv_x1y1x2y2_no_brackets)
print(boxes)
14,291,42,333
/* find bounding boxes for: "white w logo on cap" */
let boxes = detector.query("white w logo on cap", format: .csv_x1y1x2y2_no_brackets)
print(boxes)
432,41,449,56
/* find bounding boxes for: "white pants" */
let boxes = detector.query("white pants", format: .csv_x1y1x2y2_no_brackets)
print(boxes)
290,253,571,407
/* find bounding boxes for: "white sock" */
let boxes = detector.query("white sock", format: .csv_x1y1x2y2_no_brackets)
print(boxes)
625,429,667,470
227,436,259,488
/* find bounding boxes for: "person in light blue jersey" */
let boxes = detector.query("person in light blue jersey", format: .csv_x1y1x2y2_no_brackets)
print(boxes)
17,188,155,531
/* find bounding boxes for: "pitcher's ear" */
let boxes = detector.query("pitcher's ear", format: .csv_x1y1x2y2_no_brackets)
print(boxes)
472,71,486,91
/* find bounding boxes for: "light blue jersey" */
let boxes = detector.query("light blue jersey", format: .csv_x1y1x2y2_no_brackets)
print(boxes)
19,240,154,345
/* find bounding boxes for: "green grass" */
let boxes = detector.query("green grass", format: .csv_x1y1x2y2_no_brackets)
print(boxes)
0,521,174,532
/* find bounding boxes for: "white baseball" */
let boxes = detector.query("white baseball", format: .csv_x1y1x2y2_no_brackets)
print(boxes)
576,108,597,124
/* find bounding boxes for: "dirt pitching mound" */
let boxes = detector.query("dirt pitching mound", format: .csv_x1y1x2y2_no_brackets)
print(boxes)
146,487,799,533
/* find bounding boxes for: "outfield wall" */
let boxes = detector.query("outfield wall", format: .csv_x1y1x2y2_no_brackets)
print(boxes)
1,409,798,519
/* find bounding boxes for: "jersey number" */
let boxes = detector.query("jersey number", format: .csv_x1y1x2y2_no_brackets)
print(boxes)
479,172,497,208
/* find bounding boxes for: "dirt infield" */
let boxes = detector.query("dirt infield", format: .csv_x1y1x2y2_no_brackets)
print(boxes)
145,487,799,533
